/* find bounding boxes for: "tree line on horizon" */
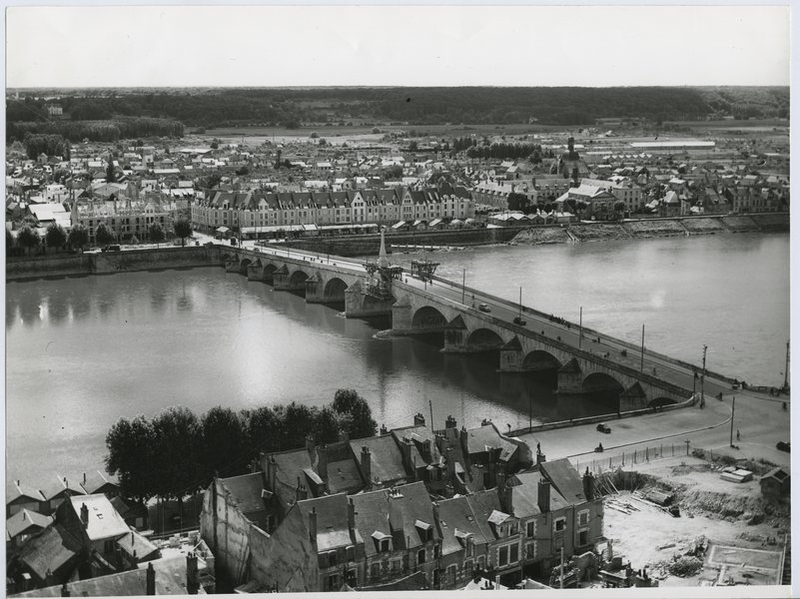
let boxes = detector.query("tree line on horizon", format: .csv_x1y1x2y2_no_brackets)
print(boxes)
104,389,378,503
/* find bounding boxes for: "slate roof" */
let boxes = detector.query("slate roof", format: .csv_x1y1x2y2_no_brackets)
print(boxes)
115,529,160,562
539,458,588,504
7,481,45,505
349,435,409,486
464,423,518,462
7,509,53,539
17,524,83,580
12,555,202,597
263,448,315,509
69,494,129,541
324,455,364,495
508,469,571,517
41,476,85,502
218,472,266,516
464,490,503,541
296,493,360,552
80,470,118,495
435,495,492,557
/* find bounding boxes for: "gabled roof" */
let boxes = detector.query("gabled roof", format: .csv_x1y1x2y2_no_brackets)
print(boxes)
115,529,160,561
464,423,518,462
349,435,410,486
436,495,490,557
508,469,571,517
80,470,117,495
296,493,361,552
69,494,129,541
539,458,587,504
8,481,45,505
464,490,502,542
41,476,85,501
17,524,82,580
263,447,315,509
7,509,53,539
218,472,266,515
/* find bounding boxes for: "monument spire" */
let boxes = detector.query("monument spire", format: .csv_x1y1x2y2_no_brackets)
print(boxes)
378,227,389,268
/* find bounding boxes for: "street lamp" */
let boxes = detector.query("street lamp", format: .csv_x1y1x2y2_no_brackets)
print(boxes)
701,345,708,404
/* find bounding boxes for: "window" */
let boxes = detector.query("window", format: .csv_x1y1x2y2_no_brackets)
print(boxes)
326,573,339,591
369,563,380,579
446,564,457,585
465,538,474,557
526,521,536,538
464,560,473,576
554,517,566,533
508,521,518,536
417,549,426,565
498,546,509,567
433,545,440,559
510,544,519,564
390,559,402,573
577,510,589,527
579,529,589,547
477,555,485,571
346,545,355,562
328,550,338,567
526,541,537,560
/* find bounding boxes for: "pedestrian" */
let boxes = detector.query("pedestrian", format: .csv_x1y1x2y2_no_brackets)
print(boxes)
736,429,740,441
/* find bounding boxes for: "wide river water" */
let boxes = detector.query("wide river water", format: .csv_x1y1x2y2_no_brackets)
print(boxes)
5,233,789,488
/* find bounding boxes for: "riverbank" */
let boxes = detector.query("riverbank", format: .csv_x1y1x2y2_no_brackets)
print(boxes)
512,213,788,245
6,245,220,281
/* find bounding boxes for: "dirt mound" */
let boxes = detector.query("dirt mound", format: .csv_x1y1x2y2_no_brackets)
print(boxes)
678,487,789,526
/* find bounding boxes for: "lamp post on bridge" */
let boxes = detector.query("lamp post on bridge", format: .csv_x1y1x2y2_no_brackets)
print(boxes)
579,307,583,349
640,324,645,372
701,344,708,405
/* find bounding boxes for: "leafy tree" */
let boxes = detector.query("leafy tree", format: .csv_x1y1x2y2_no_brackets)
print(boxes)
332,389,377,439
95,222,116,245
106,155,115,183
200,407,245,478
282,402,319,450
315,406,342,444
151,407,202,503
173,218,193,247
67,224,89,251
105,415,156,502
45,223,67,250
245,405,284,455
17,225,40,254
507,192,531,212
149,223,165,245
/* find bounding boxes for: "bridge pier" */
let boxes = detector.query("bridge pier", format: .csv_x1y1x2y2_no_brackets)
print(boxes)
556,359,584,394
499,338,524,371
344,281,394,318
224,260,240,274
272,266,303,292
246,262,265,282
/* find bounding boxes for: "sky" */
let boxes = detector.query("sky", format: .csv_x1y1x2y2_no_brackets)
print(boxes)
4,4,792,88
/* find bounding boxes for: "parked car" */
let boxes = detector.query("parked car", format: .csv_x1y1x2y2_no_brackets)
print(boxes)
513,316,527,325
478,303,491,313
102,244,121,252
596,423,611,434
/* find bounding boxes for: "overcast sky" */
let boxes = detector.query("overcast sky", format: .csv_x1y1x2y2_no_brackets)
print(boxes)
4,4,792,88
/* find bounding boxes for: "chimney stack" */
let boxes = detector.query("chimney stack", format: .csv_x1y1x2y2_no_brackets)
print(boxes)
80,503,89,528
380,424,388,435
146,562,156,596
186,552,200,595
308,507,318,543
445,415,457,429
414,412,426,427
537,479,551,514
305,434,315,456
459,426,469,455
361,446,372,485
582,469,595,501
317,444,328,481
400,437,413,472
60,582,70,597
347,498,355,532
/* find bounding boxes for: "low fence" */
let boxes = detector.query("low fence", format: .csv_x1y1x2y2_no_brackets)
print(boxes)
574,441,696,474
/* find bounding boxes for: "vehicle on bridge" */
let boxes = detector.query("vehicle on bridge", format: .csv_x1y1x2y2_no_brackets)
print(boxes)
513,315,527,325
478,303,491,313
596,423,611,434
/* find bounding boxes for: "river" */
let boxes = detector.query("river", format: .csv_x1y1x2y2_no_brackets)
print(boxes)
5,232,789,489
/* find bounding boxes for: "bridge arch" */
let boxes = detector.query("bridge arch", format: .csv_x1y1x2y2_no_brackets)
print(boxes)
323,277,348,301
522,350,562,371
650,396,678,408
263,263,278,282
239,258,252,274
412,306,448,330
465,328,506,352
290,270,309,287
582,372,625,393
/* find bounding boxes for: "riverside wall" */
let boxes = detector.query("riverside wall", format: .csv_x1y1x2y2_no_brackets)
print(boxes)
6,246,221,281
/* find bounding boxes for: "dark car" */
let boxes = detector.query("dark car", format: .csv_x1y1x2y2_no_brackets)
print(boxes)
478,303,491,313
102,244,121,252
596,423,611,434
513,316,527,325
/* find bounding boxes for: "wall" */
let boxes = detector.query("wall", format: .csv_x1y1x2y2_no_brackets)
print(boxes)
199,479,252,588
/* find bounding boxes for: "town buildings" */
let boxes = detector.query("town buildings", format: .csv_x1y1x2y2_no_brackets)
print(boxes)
199,417,601,592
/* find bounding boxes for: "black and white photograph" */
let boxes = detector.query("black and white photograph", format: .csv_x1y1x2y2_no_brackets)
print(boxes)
3,3,793,597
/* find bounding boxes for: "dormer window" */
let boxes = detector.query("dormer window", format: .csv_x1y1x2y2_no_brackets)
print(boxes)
415,519,433,542
372,531,391,553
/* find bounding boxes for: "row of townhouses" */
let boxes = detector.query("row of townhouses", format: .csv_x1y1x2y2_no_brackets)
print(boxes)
199,416,602,592
191,183,474,235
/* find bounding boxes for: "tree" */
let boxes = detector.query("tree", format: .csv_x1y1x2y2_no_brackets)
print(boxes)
173,218,193,247
282,402,319,451
105,415,156,502
67,224,89,251
45,223,67,250
17,225,40,255
150,407,202,504
332,389,377,439
95,222,116,245
106,155,115,183
200,407,245,479
315,406,342,444
244,405,284,455
149,222,165,245
507,192,531,212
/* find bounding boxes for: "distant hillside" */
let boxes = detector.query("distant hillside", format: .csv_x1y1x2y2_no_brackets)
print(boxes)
6,86,789,141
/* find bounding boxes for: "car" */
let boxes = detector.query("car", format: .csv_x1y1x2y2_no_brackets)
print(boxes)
102,244,121,252
478,303,491,313
513,316,527,325
596,423,611,434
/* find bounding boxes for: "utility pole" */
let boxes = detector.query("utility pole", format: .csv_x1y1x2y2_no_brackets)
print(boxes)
784,340,790,391
640,324,645,372
559,547,564,589
701,345,707,404
730,395,736,447
429,399,434,432
461,268,466,304
579,307,583,349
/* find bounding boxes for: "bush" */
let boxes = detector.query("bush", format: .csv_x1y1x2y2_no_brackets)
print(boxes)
667,556,703,578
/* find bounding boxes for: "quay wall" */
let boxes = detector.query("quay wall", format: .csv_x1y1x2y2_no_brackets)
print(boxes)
6,246,220,281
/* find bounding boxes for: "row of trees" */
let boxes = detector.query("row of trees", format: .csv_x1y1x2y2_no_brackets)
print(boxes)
104,390,378,503
7,117,184,145
7,218,194,255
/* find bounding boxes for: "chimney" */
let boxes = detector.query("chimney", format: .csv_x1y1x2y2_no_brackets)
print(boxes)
537,479,551,514
60,582,70,597
308,507,318,543
445,415,457,429
80,503,89,528
317,444,328,481
583,469,595,501
400,437,413,472
414,412,426,427
305,434,315,456
459,426,469,455
380,424,388,435
497,472,512,513
295,477,308,501
268,456,277,492
360,446,372,485
186,552,200,595
83,472,86,485
146,562,156,595
347,498,355,532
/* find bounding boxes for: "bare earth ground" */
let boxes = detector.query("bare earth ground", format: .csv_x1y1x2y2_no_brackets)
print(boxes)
601,456,789,587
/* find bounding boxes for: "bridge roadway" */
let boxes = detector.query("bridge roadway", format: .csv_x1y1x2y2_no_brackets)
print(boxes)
224,242,743,405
